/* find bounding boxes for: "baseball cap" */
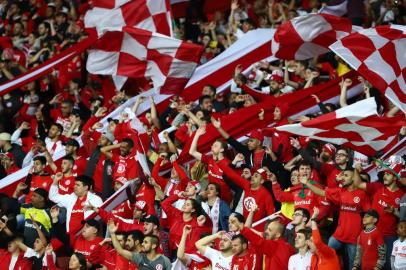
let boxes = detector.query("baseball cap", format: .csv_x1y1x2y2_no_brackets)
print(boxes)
189,180,201,192
322,143,336,157
270,70,284,83
361,209,379,221
249,130,264,143
81,219,100,231
107,118,119,124
133,200,148,213
64,138,80,148
0,132,11,141
255,168,268,180
143,215,160,227
114,176,127,185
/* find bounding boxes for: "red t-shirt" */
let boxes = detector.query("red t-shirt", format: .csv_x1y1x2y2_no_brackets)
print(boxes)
25,174,53,203
321,163,343,188
326,187,370,244
231,252,257,270
358,227,385,270
111,200,134,220
271,131,293,163
69,194,87,234
58,174,75,195
73,235,103,260
72,156,87,177
201,154,232,204
135,183,156,216
112,153,138,180
367,182,404,236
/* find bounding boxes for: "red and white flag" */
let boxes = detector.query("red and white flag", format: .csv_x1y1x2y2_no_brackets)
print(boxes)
276,98,406,156
272,13,357,60
330,25,406,114
86,26,203,95
85,0,172,37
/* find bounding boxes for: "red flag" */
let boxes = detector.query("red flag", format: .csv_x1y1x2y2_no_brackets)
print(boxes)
330,25,406,114
272,13,357,60
276,98,406,156
86,26,203,95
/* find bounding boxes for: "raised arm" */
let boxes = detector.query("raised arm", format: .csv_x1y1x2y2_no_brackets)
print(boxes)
189,126,205,160
177,225,192,264
108,220,133,261
299,177,326,197
211,117,230,139
149,96,161,130
339,78,352,108
195,231,221,255
100,143,121,160
217,158,250,190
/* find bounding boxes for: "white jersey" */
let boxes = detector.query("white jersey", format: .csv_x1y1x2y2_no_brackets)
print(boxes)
204,247,233,270
392,238,406,269
288,251,312,270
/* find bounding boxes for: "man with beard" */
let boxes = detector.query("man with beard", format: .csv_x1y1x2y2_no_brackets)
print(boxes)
108,220,172,270
37,122,64,156
353,155,405,270
196,230,234,270
101,138,139,182
230,234,257,270
114,231,144,270
300,169,370,270
238,218,295,269
22,156,52,204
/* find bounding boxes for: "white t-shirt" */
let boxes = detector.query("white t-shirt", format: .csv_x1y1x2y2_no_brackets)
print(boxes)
392,239,406,269
204,247,233,270
288,251,312,270
9,254,18,270
24,248,56,267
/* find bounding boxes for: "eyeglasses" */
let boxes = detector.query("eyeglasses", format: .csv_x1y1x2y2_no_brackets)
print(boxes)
293,212,303,217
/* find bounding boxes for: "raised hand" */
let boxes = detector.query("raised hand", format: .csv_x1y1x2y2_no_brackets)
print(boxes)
211,117,221,129
197,215,206,226
183,225,192,235
107,219,118,234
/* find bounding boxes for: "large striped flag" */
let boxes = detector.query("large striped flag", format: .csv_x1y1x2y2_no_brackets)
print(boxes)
85,0,172,37
276,98,406,156
86,26,203,95
330,25,406,114
271,13,357,60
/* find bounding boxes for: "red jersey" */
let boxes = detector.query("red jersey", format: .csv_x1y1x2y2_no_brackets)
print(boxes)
25,174,53,203
320,163,342,188
366,182,404,236
357,227,385,270
201,154,232,204
151,158,188,197
218,159,275,224
161,195,211,253
58,174,75,195
272,183,330,217
72,156,87,177
326,187,370,244
111,200,134,219
73,235,103,260
231,252,257,270
0,250,30,270
69,194,87,234
115,254,138,270
135,183,156,216
271,131,293,163
112,153,138,180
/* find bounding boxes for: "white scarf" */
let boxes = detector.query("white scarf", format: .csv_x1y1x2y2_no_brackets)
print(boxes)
202,197,221,233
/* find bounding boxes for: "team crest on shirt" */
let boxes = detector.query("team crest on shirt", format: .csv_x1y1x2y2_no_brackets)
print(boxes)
65,180,70,185
353,197,360,203
396,198,401,204
117,164,125,173
243,197,256,211
42,183,47,188
90,244,95,250
156,264,163,270
73,165,77,170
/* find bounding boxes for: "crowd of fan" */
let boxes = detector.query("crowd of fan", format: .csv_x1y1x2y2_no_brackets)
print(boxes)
0,0,406,270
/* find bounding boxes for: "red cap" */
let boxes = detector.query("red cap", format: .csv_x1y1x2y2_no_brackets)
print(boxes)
139,116,151,128
322,143,336,156
249,130,264,143
189,180,201,192
114,176,127,185
133,200,147,212
256,168,268,180
271,70,284,83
